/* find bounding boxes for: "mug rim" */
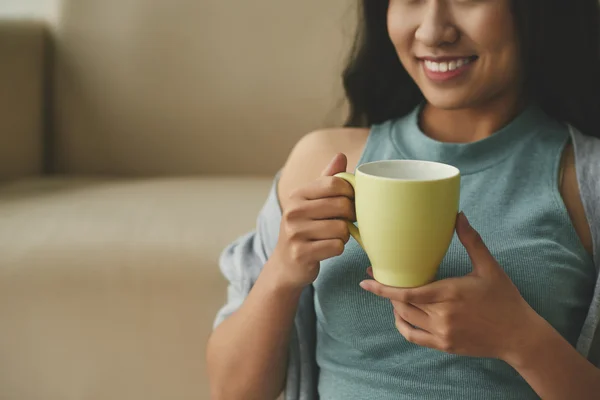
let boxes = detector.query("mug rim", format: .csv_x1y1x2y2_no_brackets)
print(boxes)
356,159,460,182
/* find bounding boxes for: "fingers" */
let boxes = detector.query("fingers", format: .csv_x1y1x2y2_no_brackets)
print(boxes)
288,219,351,243
456,212,497,276
457,213,491,262
288,196,356,222
285,238,345,266
392,301,432,331
394,310,438,349
293,176,355,201
321,153,348,177
360,278,458,304
309,239,346,261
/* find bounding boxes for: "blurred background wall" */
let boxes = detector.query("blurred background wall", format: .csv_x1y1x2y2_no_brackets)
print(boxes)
1,0,356,176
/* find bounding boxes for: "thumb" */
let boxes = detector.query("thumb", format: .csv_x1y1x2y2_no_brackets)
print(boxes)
321,153,348,177
456,212,497,276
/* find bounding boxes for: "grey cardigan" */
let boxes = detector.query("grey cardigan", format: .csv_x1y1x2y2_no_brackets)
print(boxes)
213,127,600,400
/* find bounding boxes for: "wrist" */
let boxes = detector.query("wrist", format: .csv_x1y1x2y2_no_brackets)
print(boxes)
501,311,556,369
262,257,308,297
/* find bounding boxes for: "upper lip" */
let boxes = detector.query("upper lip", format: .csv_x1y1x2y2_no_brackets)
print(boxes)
418,56,477,62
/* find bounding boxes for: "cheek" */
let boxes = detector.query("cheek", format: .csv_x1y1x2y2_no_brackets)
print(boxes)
387,7,415,63
466,14,520,73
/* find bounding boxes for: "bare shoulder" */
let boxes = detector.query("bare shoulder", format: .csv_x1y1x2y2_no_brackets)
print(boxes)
560,142,594,256
277,127,370,207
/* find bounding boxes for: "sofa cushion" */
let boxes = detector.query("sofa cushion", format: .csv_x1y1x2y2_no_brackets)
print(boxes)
0,176,273,400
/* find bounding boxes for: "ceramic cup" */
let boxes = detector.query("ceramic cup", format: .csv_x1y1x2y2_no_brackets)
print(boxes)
335,160,460,287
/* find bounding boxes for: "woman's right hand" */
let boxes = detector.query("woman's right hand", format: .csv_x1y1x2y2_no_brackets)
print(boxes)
269,153,356,290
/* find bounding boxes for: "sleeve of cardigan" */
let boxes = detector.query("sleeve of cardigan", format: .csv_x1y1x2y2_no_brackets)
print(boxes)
571,126,600,367
212,174,282,329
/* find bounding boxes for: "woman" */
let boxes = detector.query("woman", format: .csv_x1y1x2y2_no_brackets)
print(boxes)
207,0,600,399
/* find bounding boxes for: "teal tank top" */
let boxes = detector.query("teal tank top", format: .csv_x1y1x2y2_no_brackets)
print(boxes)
314,105,596,399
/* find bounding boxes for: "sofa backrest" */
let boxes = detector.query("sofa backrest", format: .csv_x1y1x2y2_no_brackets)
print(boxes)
0,20,46,180
51,0,356,176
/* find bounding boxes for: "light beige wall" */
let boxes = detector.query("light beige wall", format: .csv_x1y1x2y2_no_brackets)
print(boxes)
52,0,357,176
0,0,58,22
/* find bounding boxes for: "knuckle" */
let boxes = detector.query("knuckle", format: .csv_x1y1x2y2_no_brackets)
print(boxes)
335,219,348,234
396,323,414,342
289,243,306,264
445,286,460,301
282,219,299,240
397,291,411,303
437,318,457,346
439,325,453,341
322,177,337,192
440,307,457,324
440,340,453,353
282,207,297,223
332,240,345,256
288,187,302,201
370,285,383,296
439,339,455,353
398,307,411,322
283,203,309,224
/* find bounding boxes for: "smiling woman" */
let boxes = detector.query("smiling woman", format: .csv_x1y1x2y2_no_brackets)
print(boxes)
207,0,600,399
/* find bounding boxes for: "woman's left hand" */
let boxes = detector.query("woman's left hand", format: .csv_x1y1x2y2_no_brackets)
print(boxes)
359,212,543,362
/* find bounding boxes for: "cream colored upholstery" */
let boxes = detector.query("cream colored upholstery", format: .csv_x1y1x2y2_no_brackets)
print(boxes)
0,20,45,180
0,177,273,399
0,0,352,397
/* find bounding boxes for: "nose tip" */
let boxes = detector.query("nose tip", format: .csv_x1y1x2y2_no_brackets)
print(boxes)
414,4,459,47
416,24,458,47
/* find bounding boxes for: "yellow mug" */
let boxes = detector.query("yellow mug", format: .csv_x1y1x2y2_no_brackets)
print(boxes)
335,160,460,288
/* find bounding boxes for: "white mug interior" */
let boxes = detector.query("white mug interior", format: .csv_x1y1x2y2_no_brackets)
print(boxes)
357,160,460,181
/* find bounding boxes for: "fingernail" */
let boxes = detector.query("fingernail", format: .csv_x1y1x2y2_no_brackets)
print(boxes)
359,281,370,290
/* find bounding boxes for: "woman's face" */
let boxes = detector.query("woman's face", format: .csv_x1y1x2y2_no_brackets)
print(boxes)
387,0,522,110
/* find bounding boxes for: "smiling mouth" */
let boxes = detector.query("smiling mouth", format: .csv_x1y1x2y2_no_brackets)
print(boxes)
418,56,478,82
421,56,478,73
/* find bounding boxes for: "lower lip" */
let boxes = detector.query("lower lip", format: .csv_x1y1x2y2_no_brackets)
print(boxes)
421,60,475,82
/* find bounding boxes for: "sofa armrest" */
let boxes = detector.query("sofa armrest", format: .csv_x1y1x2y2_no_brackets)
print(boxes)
0,20,47,180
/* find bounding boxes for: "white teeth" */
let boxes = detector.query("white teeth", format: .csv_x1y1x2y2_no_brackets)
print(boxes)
423,58,472,73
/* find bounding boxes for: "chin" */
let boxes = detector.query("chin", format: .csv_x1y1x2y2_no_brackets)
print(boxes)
421,91,474,111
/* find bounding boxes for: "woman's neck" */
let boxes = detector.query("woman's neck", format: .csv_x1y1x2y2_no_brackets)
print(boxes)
420,97,527,144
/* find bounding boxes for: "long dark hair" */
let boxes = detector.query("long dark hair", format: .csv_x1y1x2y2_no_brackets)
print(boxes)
342,0,600,138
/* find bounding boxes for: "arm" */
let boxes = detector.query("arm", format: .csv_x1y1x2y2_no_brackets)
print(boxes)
207,263,303,400
504,317,600,400
206,131,361,399
502,141,599,398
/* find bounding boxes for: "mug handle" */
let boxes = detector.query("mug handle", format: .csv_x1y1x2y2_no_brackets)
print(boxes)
334,172,364,248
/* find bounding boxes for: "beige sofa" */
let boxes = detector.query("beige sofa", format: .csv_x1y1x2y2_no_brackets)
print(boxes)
0,2,353,398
